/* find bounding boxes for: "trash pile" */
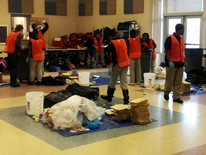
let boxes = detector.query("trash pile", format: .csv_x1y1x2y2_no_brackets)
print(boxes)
130,98,151,125
110,104,131,121
41,95,105,131
155,66,166,79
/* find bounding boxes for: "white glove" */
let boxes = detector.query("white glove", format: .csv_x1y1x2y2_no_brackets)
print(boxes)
42,20,46,24
36,25,41,29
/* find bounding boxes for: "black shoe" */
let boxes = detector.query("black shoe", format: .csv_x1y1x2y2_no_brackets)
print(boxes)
10,83,20,87
164,94,169,101
173,98,183,103
35,81,42,85
27,81,34,85
101,95,112,102
101,87,115,102
122,89,129,104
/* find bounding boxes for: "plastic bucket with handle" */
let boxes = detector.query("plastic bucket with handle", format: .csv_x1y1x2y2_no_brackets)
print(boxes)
78,72,90,86
26,91,44,115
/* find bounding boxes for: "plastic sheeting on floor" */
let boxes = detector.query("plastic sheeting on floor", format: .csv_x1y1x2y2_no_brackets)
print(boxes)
140,84,206,96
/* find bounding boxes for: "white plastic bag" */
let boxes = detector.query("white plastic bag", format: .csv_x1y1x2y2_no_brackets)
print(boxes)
50,95,105,130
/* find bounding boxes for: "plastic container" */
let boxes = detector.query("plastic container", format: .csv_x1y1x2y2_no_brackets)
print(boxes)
78,72,90,86
26,91,44,115
144,73,156,88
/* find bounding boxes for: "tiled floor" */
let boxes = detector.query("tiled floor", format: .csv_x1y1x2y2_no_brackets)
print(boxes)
0,68,206,155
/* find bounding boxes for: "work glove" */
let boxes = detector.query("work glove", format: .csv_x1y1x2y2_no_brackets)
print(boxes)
169,61,175,69
185,62,188,67
26,58,29,63
94,45,98,49
36,25,41,29
42,20,46,24
108,66,112,75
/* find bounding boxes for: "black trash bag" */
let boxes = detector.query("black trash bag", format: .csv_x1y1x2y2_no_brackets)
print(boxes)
66,83,99,100
186,67,206,84
44,90,73,108
42,76,66,86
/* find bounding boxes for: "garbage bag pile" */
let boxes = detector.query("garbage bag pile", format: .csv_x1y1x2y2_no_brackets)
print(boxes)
42,95,105,131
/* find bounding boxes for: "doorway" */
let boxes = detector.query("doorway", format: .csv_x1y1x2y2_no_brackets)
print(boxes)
11,14,31,39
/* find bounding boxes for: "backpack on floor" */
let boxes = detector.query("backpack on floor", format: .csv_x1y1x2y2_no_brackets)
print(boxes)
86,56,97,68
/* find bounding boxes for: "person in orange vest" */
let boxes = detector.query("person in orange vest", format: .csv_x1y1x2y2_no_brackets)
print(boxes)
31,20,49,69
127,29,143,86
4,25,24,87
101,30,130,104
142,33,157,73
26,32,44,85
164,24,187,104
31,20,49,46
93,31,106,67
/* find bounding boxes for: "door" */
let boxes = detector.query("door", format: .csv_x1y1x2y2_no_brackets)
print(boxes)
30,17,49,49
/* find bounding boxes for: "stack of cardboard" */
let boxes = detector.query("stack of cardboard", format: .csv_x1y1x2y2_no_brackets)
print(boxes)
58,70,79,79
130,98,151,125
111,104,131,121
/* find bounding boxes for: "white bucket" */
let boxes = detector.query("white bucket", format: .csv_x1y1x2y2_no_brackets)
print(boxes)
78,72,90,86
144,73,156,88
26,91,44,115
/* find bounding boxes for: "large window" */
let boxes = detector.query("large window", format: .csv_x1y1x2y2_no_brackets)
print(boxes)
165,16,201,48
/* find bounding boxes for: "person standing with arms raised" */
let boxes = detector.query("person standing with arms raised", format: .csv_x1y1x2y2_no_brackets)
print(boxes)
4,25,24,87
164,24,187,103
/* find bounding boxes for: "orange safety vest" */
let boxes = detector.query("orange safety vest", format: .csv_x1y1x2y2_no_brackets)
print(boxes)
4,32,21,53
38,30,45,49
111,39,130,68
170,35,185,62
30,39,44,61
142,39,156,59
94,37,104,52
128,36,141,59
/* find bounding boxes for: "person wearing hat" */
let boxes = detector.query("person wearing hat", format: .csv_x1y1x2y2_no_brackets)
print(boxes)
93,31,106,67
26,32,44,85
4,25,24,87
101,30,130,104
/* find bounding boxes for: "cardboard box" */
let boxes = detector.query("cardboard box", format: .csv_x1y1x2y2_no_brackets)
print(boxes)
0,72,2,83
180,81,191,93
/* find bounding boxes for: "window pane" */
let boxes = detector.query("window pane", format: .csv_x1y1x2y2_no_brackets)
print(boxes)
168,18,181,35
186,18,201,48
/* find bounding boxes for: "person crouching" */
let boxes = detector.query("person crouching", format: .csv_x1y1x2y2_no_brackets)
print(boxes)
27,32,44,85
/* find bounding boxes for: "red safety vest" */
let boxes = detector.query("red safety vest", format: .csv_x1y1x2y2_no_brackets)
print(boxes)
142,39,156,59
128,37,141,58
170,35,185,62
94,37,104,52
30,39,44,61
4,32,21,53
38,30,45,49
111,39,130,68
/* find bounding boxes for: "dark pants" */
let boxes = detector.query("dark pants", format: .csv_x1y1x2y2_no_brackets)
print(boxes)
85,50,94,58
8,53,19,84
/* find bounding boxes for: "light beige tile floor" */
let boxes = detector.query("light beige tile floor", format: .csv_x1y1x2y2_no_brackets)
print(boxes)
0,68,206,155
